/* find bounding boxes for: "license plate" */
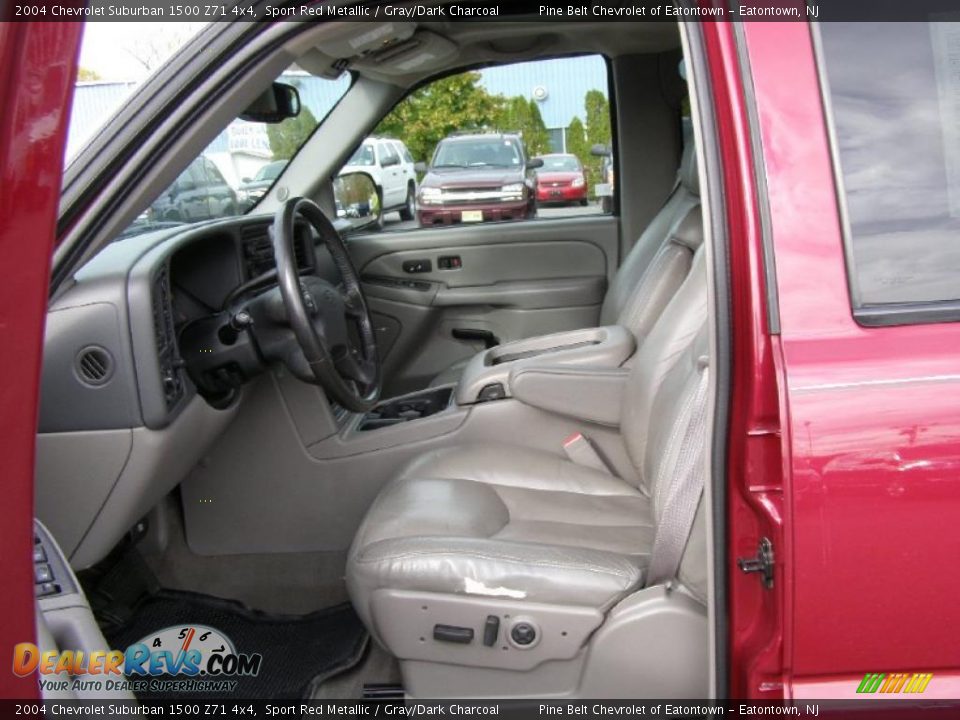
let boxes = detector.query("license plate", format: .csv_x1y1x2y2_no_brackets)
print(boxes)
461,210,483,222
550,190,562,197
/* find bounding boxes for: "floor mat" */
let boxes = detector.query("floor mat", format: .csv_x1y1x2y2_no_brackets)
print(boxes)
103,589,368,700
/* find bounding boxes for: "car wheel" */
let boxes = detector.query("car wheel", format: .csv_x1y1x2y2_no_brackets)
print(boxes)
399,184,415,221
580,198,588,206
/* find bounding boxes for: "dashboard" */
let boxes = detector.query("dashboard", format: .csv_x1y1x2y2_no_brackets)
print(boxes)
39,215,323,434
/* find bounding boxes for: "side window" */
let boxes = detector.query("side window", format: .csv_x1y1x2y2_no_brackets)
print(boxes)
381,142,400,167
339,54,613,233
819,22,960,318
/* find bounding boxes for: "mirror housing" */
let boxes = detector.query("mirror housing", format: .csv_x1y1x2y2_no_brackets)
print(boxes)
526,157,544,170
590,143,612,157
239,82,301,124
414,161,428,174
333,171,381,233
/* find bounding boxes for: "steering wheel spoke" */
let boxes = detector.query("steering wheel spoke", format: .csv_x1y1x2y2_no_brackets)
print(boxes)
272,197,381,412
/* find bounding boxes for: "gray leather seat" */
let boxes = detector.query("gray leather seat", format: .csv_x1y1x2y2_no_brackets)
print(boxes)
428,144,702,387
347,247,709,631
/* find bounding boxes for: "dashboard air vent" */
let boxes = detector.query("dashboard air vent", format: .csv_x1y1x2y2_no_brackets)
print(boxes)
76,346,113,386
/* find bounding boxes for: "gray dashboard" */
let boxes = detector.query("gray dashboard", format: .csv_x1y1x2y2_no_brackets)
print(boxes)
39,214,324,433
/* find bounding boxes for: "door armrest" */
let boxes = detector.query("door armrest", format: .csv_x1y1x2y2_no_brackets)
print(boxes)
509,365,630,426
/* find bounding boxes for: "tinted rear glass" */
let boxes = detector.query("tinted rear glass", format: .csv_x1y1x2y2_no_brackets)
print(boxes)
820,22,960,308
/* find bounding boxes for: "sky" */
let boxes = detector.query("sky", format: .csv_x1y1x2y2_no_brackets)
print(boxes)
78,22,208,81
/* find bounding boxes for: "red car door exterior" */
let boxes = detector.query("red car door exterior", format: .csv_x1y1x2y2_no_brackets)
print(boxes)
732,21,960,699
0,20,82,700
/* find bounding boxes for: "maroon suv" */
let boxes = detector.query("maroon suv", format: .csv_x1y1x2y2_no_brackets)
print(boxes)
416,133,542,226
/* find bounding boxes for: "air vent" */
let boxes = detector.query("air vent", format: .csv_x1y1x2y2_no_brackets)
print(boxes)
75,346,113,386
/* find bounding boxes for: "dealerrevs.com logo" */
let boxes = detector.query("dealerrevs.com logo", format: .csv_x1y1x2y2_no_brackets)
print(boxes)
13,624,262,695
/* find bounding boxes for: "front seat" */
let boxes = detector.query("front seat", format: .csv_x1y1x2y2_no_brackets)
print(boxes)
428,143,701,387
347,248,710,696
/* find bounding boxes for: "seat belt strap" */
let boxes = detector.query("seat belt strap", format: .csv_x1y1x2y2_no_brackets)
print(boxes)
562,432,613,475
645,361,710,586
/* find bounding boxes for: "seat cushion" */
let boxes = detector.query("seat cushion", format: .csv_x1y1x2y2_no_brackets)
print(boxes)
347,443,653,628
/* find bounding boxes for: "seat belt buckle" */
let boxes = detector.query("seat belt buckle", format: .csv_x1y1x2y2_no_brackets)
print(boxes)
562,432,612,474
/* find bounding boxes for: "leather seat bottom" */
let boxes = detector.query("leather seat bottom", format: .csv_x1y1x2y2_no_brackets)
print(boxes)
347,443,654,628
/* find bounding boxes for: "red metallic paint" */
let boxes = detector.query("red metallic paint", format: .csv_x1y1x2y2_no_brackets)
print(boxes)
699,21,788,699
0,21,82,699
741,22,960,697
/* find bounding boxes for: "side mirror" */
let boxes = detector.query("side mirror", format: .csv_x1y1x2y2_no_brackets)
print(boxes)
525,158,544,170
241,177,252,184
333,171,381,232
590,144,612,157
414,161,428,173
239,82,301,124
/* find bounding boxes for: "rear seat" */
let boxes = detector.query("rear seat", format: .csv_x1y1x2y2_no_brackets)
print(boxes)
429,143,702,386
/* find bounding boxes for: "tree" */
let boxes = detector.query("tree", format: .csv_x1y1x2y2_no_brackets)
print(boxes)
122,23,207,74
77,67,102,81
375,72,504,164
498,97,550,157
565,115,589,168
582,90,612,188
267,107,318,160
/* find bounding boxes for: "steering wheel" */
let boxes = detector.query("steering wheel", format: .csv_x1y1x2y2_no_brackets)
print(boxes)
272,197,381,412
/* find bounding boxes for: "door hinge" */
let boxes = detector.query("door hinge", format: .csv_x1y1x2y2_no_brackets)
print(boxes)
737,537,774,589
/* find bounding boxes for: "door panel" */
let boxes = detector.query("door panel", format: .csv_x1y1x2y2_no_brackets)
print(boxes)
347,215,620,396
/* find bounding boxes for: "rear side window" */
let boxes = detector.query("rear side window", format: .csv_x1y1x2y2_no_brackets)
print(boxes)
819,22,960,318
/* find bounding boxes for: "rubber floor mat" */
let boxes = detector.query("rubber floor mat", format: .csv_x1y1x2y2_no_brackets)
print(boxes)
103,589,367,700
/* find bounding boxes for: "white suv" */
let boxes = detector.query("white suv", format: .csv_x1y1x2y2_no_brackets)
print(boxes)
339,137,417,227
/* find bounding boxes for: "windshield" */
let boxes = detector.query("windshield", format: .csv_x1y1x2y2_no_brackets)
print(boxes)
432,138,522,169
540,155,580,172
117,68,350,240
347,144,376,166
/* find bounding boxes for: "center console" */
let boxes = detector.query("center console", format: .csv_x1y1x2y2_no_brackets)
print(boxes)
453,325,635,405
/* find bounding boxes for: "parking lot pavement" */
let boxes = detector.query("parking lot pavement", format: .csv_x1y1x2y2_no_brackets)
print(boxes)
381,201,604,233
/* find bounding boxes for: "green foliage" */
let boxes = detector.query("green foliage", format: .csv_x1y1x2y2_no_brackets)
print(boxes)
267,106,318,160
581,90,612,188
498,97,550,157
77,67,102,81
565,116,589,172
375,72,504,164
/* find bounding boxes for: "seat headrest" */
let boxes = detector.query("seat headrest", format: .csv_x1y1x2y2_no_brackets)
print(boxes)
680,143,699,197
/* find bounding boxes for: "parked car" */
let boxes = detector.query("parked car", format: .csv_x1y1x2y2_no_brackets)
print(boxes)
416,132,543,226
339,136,417,226
534,153,588,206
5,14,960,707
148,156,237,222
237,159,287,210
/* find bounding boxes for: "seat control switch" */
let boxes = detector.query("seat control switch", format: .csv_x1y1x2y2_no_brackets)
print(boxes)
433,624,474,644
483,615,500,647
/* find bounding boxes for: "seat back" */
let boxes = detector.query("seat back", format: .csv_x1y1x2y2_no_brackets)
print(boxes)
620,247,709,499
600,143,702,344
